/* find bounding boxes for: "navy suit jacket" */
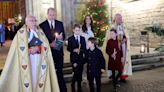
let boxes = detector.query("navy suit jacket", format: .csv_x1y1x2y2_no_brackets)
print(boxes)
39,20,65,55
67,35,86,66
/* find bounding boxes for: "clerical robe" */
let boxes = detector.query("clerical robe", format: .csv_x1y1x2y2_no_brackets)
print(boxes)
0,25,60,92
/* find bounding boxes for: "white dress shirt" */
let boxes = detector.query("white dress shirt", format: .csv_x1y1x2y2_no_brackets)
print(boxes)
74,34,80,43
86,26,94,37
48,19,55,29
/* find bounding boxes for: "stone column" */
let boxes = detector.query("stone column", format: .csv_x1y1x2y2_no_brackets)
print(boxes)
61,0,74,38
25,0,55,23
25,0,33,15
56,0,62,20
40,0,55,22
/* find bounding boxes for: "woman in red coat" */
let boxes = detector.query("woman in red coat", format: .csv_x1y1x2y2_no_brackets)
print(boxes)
106,28,123,92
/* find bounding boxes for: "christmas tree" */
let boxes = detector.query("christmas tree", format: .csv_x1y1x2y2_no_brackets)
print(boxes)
81,0,109,46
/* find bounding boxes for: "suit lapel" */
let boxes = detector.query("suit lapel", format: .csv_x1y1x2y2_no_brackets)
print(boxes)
44,20,55,41
79,36,82,45
73,36,79,47
55,20,60,33
45,20,51,31
55,20,57,30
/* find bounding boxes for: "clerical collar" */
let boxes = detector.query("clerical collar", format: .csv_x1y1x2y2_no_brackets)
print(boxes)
29,28,38,37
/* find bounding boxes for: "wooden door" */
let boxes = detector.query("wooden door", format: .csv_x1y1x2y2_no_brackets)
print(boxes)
0,0,25,24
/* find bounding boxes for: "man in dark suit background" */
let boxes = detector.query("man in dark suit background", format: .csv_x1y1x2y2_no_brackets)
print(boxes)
39,7,67,92
67,24,86,92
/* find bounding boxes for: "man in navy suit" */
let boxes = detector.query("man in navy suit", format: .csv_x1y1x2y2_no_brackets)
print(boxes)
39,7,67,92
67,24,86,92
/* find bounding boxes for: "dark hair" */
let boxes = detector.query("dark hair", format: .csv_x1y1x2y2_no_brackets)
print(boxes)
73,24,81,29
110,28,117,33
82,15,94,33
88,37,98,45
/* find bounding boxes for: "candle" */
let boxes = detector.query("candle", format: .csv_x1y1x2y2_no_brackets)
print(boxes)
65,40,68,46
78,43,81,54
79,43,81,49
140,44,145,53
113,48,116,60
55,32,58,37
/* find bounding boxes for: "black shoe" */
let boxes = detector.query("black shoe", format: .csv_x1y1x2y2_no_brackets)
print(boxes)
116,83,120,87
0,43,3,46
114,88,117,92
78,89,83,92
109,76,112,79
119,79,126,83
71,84,75,92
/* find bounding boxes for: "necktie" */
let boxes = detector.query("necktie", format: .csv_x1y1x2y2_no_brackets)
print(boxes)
76,36,79,43
51,21,53,29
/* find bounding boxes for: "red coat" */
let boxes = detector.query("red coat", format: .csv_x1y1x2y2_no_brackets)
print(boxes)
106,39,123,71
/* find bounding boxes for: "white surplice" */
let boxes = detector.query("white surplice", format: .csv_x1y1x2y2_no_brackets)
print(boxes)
28,29,40,91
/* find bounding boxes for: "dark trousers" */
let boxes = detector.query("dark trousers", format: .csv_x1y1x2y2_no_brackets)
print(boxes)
56,67,67,92
71,65,83,92
88,75,101,92
111,70,122,89
0,42,3,46
52,50,67,92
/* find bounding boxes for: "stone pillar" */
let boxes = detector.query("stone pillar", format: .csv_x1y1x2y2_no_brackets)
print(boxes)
40,0,55,22
61,0,74,38
25,0,33,15
25,0,55,23
56,0,62,20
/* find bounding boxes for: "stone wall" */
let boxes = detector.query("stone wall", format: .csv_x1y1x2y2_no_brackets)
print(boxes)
109,0,164,47
61,0,74,38
60,0,92,38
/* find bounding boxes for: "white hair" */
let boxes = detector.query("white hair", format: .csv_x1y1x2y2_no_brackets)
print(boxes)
25,15,36,24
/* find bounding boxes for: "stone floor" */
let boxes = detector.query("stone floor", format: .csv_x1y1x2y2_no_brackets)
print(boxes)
66,67,164,92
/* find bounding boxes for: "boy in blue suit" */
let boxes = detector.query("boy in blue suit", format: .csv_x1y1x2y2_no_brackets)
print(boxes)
67,24,86,92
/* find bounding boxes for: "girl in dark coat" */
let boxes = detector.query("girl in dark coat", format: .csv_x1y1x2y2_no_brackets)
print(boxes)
106,29,123,92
